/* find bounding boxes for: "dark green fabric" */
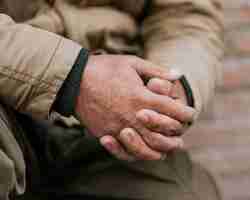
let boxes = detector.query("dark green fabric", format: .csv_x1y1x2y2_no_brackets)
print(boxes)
139,0,153,21
0,108,221,200
0,104,220,200
16,151,220,200
15,114,219,200
16,114,107,179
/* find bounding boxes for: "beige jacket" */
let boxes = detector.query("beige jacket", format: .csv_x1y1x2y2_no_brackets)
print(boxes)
0,0,224,120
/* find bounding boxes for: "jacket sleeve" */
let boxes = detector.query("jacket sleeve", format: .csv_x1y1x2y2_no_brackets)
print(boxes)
142,0,224,117
0,14,82,119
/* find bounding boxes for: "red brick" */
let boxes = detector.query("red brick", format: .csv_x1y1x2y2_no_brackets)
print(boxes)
219,57,250,90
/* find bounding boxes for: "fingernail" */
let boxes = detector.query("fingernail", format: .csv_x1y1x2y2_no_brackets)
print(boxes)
100,137,113,149
121,128,134,138
127,128,135,138
140,114,149,124
178,140,185,149
169,69,183,80
186,107,197,120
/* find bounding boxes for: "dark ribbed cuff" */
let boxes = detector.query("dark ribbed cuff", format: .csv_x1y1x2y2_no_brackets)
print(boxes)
179,75,195,108
52,48,89,116
139,0,153,21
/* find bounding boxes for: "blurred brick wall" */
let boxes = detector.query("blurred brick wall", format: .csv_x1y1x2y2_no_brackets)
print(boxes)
183,1,250,199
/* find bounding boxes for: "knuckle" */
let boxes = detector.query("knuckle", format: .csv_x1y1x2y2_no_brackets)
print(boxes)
139,109,155,121
147,78,161,88
120,128,135,140
144,133,159,149
149,78,170,87
129,55,141,63
142,91,158,107
150,115,171,131
136,109,147,120
168,120,182,131
134,89,152,107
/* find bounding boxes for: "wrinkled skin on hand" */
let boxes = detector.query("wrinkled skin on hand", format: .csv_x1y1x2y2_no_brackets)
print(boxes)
76,55,146,137
101,78,190,161
76,55,195,139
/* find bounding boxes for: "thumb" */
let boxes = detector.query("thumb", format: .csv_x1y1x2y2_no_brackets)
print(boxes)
133,59,183,81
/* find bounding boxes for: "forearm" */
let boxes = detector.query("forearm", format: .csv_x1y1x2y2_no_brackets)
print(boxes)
0,14,83,119
145,36,223,116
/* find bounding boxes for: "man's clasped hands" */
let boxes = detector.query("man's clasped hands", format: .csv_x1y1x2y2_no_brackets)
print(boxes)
75,55,196,161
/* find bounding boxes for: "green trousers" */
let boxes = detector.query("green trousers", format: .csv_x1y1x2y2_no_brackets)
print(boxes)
0,104,220,200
